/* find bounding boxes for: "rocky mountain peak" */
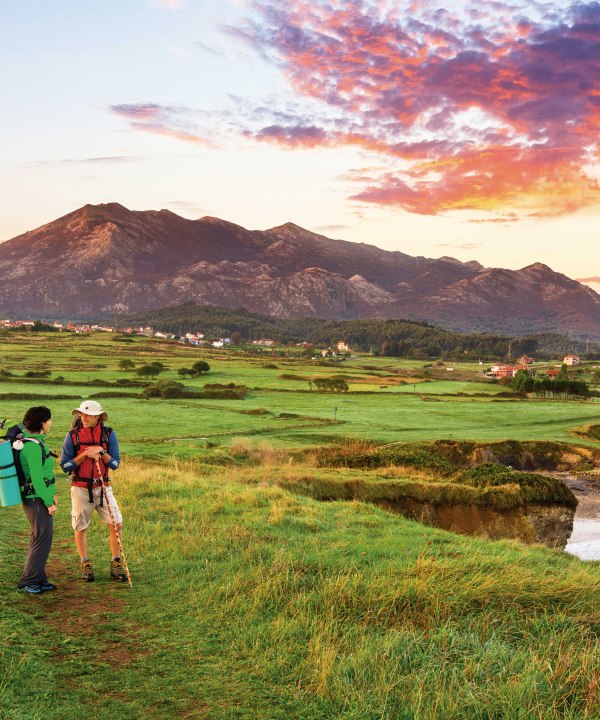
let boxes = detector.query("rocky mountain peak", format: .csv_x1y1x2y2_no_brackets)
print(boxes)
0,203,598,339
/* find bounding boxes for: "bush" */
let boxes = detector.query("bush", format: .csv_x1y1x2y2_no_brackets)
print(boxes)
116,378,144,387
313,377,349,392
25,370,52,378
89,391,140,399
142,380,185,399
456,463,577,507
136,364,162,378
192,360,210,374
317,441,456,475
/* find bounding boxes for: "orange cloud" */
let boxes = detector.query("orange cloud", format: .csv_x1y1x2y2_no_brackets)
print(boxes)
239,0,600,218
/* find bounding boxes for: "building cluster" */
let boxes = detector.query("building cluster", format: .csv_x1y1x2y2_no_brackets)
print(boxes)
2,318,361,357
487,354,581,379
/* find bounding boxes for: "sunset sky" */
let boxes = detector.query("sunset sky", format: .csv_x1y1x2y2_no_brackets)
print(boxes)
1,0,599,291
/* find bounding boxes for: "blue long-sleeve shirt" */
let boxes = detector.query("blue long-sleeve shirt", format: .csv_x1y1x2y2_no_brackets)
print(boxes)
60,429,120,474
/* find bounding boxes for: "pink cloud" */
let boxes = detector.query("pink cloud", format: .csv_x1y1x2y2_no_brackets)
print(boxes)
110,103,212,145
237,0,600,217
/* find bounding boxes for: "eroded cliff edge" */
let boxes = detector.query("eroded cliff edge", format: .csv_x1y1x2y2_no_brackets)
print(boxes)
305,440,594,548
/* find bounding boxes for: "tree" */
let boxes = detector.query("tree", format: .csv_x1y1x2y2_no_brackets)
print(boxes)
177,367,195,377
230,331,242,346
136,364,162,378
314,378,349,392
192,360,210,375
118,359,135,370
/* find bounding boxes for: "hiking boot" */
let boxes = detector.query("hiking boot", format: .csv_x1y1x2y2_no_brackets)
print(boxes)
81,559,95,582
40,580,57,592
18,583,43,594
110,558,127,582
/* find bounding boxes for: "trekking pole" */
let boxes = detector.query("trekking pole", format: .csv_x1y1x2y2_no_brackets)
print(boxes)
96,459,133,588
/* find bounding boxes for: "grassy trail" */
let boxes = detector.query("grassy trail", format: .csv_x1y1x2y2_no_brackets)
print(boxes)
1,460,599,720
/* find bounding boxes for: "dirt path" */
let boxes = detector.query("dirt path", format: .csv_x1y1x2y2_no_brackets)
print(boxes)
42,538,140,669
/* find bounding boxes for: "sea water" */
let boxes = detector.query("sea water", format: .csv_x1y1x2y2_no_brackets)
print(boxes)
565,519,600,561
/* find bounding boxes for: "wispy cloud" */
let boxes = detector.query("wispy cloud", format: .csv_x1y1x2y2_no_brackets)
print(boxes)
30,156,142,167
110,103,215,145
152,0,184,9
315,224,351,234
436,242,483,250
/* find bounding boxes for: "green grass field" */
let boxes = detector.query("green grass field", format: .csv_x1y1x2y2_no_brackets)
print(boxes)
1,331,599,456
1,331,599,719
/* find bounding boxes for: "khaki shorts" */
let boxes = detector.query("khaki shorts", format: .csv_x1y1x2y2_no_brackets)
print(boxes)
71,485,123,531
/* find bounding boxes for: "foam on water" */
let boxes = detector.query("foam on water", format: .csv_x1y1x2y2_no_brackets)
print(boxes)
564,519,600,561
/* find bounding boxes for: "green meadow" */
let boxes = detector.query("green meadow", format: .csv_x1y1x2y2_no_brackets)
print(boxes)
1,330,599,719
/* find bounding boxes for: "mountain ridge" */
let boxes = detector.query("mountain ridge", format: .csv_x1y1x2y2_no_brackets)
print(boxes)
0,203,598,339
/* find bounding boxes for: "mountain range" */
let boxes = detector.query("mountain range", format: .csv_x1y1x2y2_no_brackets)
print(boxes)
0,202,598,339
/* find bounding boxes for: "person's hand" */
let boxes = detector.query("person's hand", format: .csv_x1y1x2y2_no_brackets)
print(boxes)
85,446,103,457
47,503,57,516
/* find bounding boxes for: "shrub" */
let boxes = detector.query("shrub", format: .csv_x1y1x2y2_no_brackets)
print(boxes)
192,360,210,374
116,378,144,387
317,441,456,475
24,370,52,378
89,391,140,399
313,377,349,392
142,380,185,399
456,463,577,507
136,364,162,378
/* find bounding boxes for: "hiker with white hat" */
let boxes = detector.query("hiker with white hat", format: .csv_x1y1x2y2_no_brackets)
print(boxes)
60,400,126,582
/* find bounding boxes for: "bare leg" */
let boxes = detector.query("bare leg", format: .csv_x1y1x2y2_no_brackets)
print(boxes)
74,529,88,559
109,523,123,558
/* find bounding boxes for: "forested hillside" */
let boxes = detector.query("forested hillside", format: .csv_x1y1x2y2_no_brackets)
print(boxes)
123,303,595,360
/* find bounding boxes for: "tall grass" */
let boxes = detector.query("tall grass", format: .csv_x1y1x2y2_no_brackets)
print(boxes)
1,460,598,720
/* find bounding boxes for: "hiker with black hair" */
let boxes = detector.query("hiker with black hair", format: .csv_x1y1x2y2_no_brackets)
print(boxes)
16,406,58,594
60,400,127,582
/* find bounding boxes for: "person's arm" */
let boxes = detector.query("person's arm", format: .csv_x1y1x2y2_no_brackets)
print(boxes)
60,433,76,473
60,433,97,472
22,442,55,507
100,430,120,470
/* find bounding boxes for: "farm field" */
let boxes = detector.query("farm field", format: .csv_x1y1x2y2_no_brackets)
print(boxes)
1,331,599,457
1,330,599,720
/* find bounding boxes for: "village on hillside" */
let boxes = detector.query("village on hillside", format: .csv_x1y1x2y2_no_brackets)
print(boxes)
2,318,591,381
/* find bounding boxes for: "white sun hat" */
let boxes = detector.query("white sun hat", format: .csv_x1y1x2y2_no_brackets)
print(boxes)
72,400,108,421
